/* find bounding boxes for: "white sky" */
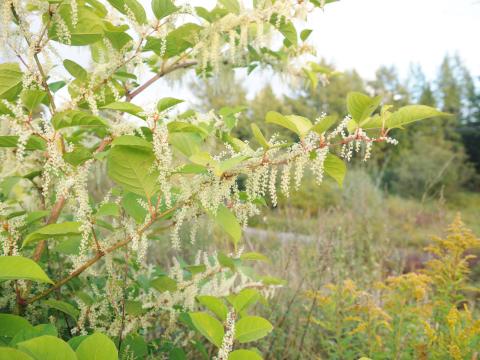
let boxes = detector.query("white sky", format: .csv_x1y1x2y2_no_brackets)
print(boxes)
310,0,480,80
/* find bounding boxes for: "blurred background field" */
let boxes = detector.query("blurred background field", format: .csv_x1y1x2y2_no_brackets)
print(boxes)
182,51,480,358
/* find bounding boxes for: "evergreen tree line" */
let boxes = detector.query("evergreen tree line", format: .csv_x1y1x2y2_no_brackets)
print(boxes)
193,54,479,199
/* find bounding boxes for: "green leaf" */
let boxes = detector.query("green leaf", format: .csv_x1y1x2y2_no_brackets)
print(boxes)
386,105,449,129
63,147,92,166
215,204,241,246
44,300,79,320
311,115,337,135
96,203,121,217
144,24,201,58
251,124,270,149
121,192,148,223
228,289,260,313
168,121,208,136
189,312,224,347
260,276,286,286
67,336,88,351
21,90,47,112
25,211,50,225
17,335,76,360
23,222,81,247
0,314,32,338
357,114,384,130
169,132,202,157
265,111,295,133
0,256,53,284
169,348,186,360
215,155,249,176
48,81,66,93
107,145,159,198
347,92,382,123
76,332,118,360
157,97,184,112
270,15,297,46
234,316,273,343
300,29,313,41
303,68,318,92
219,0,240,13
75,291,94,306
111,135,152,150
217,252,236,270
0,63,23,101
197,296,228,321
324,154,346,187
52,110,107,130
150,275,177,292
107,0,147,24
125,300,146,316
279,20,297,46
63,60,88,80
51,237,80,255
240,252,269,263
101,102,144,118
175,163,207,174
152,0,179,20
228,350,263,360
119,334,148,360
0,136,46,151
189,152,215,167
0,348,34,360
49,5,105,46
10,324,58,347
266,112,312,138
185,264,207,275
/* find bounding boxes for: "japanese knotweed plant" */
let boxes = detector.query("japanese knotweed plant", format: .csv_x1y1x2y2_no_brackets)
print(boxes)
0,0,446,359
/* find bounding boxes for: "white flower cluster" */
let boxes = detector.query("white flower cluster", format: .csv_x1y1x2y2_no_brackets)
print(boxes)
152,121,173,208
194,0,311,73
0,213,25,256
217,311,236,360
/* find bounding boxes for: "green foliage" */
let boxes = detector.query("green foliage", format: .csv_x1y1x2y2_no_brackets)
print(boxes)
228,349,263,360
347,92,382,124
107,144,159,198
43,300,79,321
76,333,118,360
214,204,242,247
20,90,47,113
323,154,346,187
48,5,105,46
0,314,32,338
51,111,107,130
197,295,228,321
23,222,81,247
17,335,77,360
265,111,312,138
0,63,23,101
152,0,179,20
0,257,53,284
189,312,225,347
157,97,184,112
234,316,273,343
386,105,449,129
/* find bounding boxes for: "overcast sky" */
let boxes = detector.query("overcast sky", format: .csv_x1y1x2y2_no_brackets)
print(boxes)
310,0,480,80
